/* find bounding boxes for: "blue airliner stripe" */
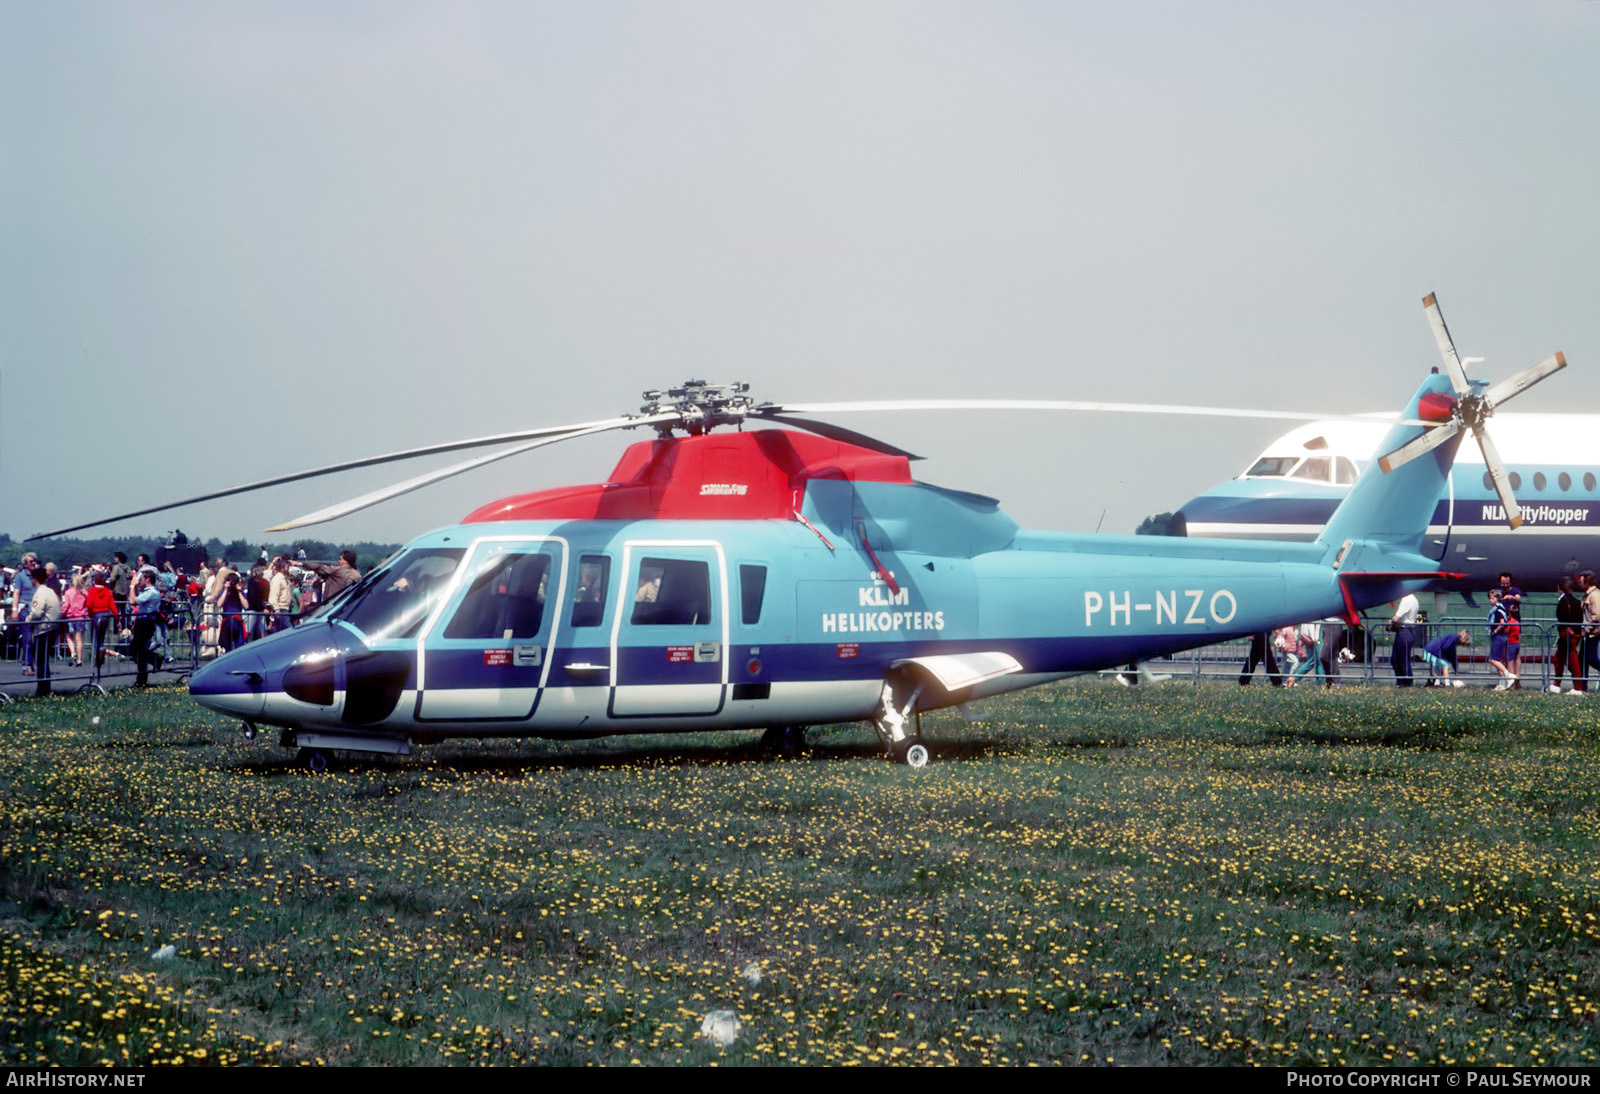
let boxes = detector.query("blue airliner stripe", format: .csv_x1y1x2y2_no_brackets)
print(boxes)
1178,496,1342,525
1182,496,1462,526
1445,502,1600,527
1183,491,1599,531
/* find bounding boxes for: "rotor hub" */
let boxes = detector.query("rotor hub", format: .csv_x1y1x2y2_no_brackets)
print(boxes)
638,380,755,437
1455,392,1490,431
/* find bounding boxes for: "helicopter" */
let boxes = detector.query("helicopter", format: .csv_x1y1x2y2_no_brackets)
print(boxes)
32,295,1565,769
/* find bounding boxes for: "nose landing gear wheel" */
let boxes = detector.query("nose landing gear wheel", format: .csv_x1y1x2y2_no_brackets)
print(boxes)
297,747,330,773
759,725,807,757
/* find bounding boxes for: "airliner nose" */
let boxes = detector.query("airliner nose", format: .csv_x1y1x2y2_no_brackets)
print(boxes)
189,649,267,718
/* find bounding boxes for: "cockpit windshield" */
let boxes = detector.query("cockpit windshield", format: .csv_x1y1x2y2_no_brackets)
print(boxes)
1291,457,1331,482
1242,454,1361,485
1244,456,1299,478
329,547,465,642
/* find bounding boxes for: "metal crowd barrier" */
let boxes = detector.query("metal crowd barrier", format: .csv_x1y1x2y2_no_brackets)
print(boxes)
1159,615,1598,692
0,598,304,699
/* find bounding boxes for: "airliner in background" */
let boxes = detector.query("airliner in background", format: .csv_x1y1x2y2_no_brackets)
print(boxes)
1173,412,1597,594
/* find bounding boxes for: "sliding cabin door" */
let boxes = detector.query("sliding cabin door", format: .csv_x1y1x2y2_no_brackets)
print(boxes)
610,542,727,717
416,537,566,722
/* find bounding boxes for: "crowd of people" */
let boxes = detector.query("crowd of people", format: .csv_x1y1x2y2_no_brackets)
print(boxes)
1240,570,1600,692
4,549,363,696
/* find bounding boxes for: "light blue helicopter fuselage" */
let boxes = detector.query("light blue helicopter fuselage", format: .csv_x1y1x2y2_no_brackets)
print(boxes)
190,373,1463,761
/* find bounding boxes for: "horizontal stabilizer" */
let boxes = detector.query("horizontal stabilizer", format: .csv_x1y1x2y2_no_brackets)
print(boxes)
1335,570,1468,625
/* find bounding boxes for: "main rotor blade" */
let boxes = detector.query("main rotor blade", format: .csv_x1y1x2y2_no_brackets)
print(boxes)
1423,292,1473,397
753,412,922,459
1481,351,1566,410
1376,420,1461,474
771,398,1425,426
27,412,680,540
1472,422,1523,530
263,421,631,532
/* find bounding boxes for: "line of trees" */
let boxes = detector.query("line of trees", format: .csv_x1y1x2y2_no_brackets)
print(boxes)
1134,512,1177,536
0,532,401,574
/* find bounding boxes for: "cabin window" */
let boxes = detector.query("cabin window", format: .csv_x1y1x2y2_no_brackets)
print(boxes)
631,558,713,626
1509,472,1522,491
444,551,550,640
1245,456,1297,478
1560,472,1573,491
1587,473,1597,493
333,547,465,642
569,556,611,627
1336,458,1359,485
740,565,768,625
1291,458,1330,482
1534,472,1547,492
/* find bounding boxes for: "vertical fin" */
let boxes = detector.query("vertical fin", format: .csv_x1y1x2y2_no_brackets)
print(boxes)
1317,373,1463,558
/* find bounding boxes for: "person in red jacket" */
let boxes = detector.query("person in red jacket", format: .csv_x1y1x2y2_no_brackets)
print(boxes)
85,572,119,672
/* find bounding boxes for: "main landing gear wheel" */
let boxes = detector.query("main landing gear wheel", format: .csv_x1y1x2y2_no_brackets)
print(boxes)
297,747,330,773
873,676,931,767
891,738,931,768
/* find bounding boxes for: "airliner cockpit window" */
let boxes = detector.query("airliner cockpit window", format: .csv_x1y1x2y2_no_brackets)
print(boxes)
1336,457,1360,485
1245,456,1298,478
332,547,464,642
1291,458,1331,482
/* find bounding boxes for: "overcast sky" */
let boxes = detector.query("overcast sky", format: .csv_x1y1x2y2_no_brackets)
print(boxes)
4,1,1597,549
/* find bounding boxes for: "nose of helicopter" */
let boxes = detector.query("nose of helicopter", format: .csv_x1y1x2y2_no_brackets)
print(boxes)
189,648,268,718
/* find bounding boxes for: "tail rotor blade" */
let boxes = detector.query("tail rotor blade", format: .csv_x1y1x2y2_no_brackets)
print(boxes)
1482,351,1566,410
1472,422,1523,530
1423,292,1473,397
1376,420,1461,474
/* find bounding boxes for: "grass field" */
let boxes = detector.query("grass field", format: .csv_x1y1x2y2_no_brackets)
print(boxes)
4,680,1600,1066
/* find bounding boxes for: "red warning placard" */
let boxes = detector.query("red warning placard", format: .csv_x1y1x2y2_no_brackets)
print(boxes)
836,643,859,659
483,649,512,666
667,646,694,663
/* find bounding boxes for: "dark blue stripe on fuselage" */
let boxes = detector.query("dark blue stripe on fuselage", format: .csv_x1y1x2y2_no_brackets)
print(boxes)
379,632,1253,693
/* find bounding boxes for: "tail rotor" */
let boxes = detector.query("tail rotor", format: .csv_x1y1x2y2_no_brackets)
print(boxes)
1375,293,1565,530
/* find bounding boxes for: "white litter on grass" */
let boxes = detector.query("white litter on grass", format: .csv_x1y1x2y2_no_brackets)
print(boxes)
741,962,762,986
152,944,176,961
91,717,100,725
700,1010,741,1046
